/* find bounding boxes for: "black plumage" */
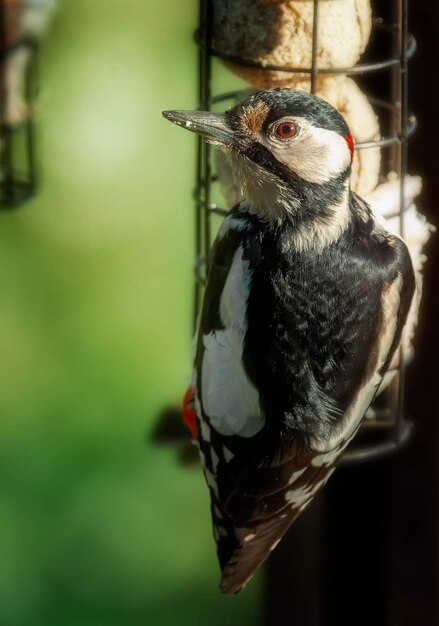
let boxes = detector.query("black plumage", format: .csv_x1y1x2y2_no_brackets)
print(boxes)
195,200,414,593
163,88,416,594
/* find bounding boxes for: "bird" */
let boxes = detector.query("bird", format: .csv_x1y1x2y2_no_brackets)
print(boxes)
162,88,416,595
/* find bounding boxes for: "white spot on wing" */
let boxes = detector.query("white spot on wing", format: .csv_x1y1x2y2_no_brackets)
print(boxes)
199,418,211,442
211,447,219,474
311,445,346,468
222,446,234,462
270,539,281,552
288,468,307,485
198,449,206,467
285,483,314,508
285,468,336,510
204,466,219,498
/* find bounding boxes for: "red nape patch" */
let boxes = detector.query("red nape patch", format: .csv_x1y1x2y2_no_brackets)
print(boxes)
182,387,198,440
345,134,355,159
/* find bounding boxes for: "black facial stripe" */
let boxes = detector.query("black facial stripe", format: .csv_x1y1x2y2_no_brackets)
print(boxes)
241,141,350,221
243,142,284,178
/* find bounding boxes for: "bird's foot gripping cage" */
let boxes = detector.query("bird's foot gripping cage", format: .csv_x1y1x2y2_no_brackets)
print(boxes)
153,0,417,465
0,0,38,209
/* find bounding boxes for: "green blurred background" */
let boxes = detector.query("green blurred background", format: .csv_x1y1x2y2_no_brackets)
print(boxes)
0,1,260,624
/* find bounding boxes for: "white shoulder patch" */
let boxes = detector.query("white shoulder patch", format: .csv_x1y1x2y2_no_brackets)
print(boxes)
199,239,265,438
201,330,264,437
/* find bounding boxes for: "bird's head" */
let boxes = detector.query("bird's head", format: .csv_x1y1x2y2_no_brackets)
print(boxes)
163,88,354,224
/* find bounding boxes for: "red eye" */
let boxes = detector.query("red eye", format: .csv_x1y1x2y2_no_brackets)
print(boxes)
275,121,297,139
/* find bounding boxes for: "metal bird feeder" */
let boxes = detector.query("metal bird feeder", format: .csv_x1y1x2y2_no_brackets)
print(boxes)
192,0,417,463
0,0,38,209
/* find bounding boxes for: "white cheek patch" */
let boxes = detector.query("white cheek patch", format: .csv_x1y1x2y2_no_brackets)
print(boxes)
266,119,351,185
227,150,300,219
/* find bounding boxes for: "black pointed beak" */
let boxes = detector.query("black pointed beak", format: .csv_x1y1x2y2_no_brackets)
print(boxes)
162,110,238,148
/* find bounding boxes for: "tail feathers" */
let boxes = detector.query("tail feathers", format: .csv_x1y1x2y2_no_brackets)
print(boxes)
214,442,337,594
219,513,296,594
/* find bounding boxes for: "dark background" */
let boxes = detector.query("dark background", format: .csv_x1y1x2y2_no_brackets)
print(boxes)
265,4,439,625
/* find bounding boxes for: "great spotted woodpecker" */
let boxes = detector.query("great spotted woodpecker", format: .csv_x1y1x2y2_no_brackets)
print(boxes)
163,88,415,594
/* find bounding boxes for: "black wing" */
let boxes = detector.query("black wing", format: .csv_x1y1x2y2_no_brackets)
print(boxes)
214,218,415,593
195,204,415,594
219,439,341,594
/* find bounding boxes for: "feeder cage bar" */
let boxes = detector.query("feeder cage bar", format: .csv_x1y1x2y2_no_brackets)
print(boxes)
0,1,39,209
